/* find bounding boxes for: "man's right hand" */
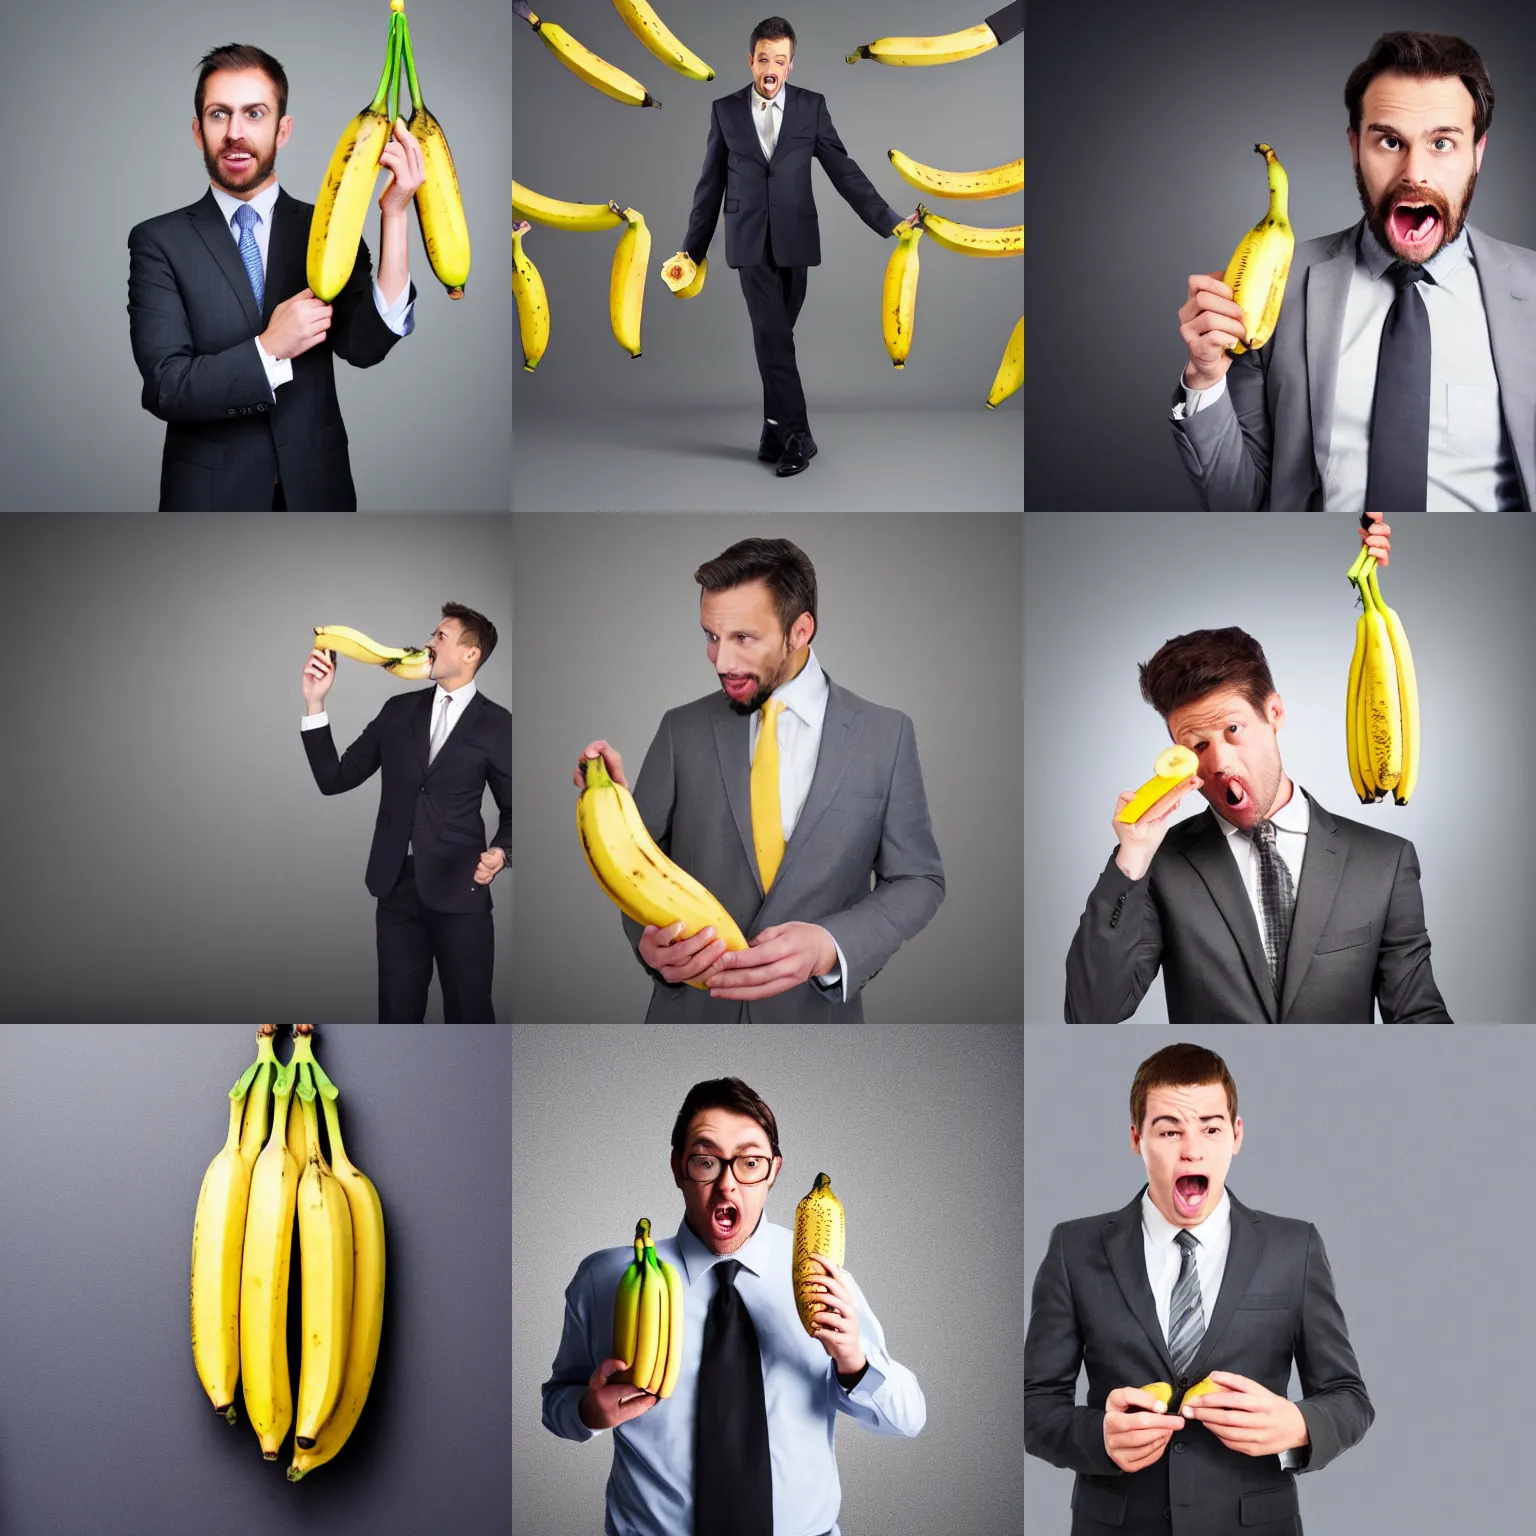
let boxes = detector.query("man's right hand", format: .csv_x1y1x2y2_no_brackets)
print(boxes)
1178,272,1247,391
573,740,627,791
1112,773,1203,882
639,919,727,985
579,1356,660,1430
302,647,336,711
261,288,333,361
1103,1385,1183,1473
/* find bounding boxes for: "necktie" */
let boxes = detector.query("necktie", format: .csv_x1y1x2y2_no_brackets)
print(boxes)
757,96,778,158
750,698,785,891
1364,260,1435,511
1248,818,1296,993
1168,1230,1205,1377
233,203,264,312
428,694,453,763
694,1260,772,1536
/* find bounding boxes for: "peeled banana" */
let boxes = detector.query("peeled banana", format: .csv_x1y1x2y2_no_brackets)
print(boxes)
881,224,923,368
1141,1376,1221,1410
848,21,1000,66
512,220,550,371
915,203,1023,258
1344,547,1419,805
313,624,432,679
660,251,707,297
1116,746,1200,824
611,1218,684,1397
1182,1376,1223,1405
792,1172,846,1336
888,148,1023,200
608,202,651,358
513,0,662,107
1223,144,1294,354
401,11,471,298
1140,1381,1175,1410
513,179,624,232
986,315,1023,408
612,0,715,81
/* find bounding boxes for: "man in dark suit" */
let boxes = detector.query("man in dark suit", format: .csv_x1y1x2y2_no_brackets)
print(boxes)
129,44,422,511
671,17,915,477
1025,1043,1374,1536
1065,616,1450,1023
301,603,511,1022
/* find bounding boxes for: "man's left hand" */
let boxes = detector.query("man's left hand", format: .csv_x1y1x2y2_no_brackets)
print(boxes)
378,119,427,216
473,847,508,885
1361,510,1392,567
704,921,837,1000
892,209,921,234
805,1254,865,1376
1180,1370,1310,1456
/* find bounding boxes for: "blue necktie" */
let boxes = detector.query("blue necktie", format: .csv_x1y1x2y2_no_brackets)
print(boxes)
233,203,264,312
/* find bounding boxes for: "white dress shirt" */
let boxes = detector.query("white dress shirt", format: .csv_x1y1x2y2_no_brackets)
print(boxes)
751,83,784,160
1215,781,1309,937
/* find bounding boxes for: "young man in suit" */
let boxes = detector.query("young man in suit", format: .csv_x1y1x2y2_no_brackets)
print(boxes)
572,537,944,1022
1025,1043,1374,1536
301,603,511,1022
129,44,422,511
669,17,918,478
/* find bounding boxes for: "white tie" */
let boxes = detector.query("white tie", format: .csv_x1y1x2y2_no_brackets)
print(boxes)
757,96,778,158
428,693,453,763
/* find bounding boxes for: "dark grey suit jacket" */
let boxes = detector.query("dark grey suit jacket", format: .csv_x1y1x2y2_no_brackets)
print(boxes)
1025,1189,1373,1536
623,676,944,1021
1064,789,1450,1022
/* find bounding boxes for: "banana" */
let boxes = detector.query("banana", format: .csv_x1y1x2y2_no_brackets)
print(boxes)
611,1221,647,1383
313,624,432,680
608,203,651,357
1357,557,1403,793
986,314,1024,409
882,224,924,369
848,21,1000,66
1116,745,1200,824
236,1025,278,1175
915,203,1022,258
191,1028,276,1421
1344,603,1370,804
660,251,706,296
576,753,749,986
1140,1381,1175,1409
612,0,715,80
629,1233,663,1391
1222,144,1294,354
512,220,550,371
512,179,623,232
1182,1376,1223,1404
792,1172,846,1337
513,1,662,108
402,13,471,298
655,1245,685,1400
888,147,1023,200
641,1239,670,1395
1369,564,1420,805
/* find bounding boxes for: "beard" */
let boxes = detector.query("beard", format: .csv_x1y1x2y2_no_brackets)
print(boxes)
203,138,278,196
720,647,793,715
1355,159,1478,266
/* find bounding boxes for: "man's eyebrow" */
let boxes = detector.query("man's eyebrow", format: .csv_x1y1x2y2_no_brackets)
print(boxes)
1365,121,1464,137
204,101,269,112
1149,1113,1226,1126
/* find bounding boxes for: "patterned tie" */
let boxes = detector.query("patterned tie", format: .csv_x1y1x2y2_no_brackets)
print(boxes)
1248,818,1297,993
1168,1230,1205,1377
1364,260,1435,511
233,203,264,311
428,693,453,763
694,1260,772,1536
750,698,785,891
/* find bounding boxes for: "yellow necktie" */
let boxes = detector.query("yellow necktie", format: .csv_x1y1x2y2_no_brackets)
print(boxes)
751,698,786,890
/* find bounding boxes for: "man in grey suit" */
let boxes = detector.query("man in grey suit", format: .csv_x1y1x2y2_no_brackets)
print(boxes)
573,537,944,1022
1066,624,1450,1022
1171,30,1535,511
1026,1043,1373,1536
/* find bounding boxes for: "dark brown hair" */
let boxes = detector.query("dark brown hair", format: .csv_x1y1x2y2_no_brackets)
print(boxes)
195,44,289,122
441,601,497,669
1130,1044,1238,1133
671,1077,781,1158
1138,627,1276,723
695,537,817,645
750,17,796,58
1344,31,1494,144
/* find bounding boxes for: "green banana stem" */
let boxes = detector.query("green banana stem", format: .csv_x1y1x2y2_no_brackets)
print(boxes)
1346,541,1372,583
369,13,397,114
229,1057,263,1101
319,1091,350,1169
402,12,425,116
387,13,404,123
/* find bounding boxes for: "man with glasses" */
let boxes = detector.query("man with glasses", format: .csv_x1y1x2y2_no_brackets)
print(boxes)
542,1076,925,1534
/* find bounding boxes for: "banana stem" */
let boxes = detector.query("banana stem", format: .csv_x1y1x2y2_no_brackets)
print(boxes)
402,11,425,115
370,13,398,114
386,13,404,123
319,1090,350,1169
1346,542,1372,583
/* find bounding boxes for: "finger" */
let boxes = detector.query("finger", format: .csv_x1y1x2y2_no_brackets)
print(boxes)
667,938,727,983
592,1356,628,1386
1207,1371,1254,1390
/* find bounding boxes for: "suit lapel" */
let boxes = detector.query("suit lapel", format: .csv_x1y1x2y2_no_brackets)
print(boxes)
1304,224,1359,482
736,85,769,167
416,687,436,777
426,690,483,777
711,700,759,891
1181,811,1277,1021
264,189,307,322
190,189,263,332
1185,1192,1266,1383
770,679,862,893
1102,1191,1173,1373
1470,224,1536,509
1279,790,1346,1020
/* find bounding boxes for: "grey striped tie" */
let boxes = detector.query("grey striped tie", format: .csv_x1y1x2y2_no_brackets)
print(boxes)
1168,1229,1205,1376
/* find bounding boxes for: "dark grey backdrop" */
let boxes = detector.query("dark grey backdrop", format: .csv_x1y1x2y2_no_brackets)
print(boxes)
0,515,512,1022
511,512,1023,1022
1024,1024,1533,1534
0,0,510,512
1023,512,1536,1023
514,1021,1023,1535
1025,0,1536,509
0,1023,511,1535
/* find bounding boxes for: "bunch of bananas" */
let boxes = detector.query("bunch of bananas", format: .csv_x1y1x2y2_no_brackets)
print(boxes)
1222,144,1294,353
792,1173,846,1336
611,1218,685,1397
1345,546,1420,806
190,1025,387,1481
847,2,1023,65
313,623,432,679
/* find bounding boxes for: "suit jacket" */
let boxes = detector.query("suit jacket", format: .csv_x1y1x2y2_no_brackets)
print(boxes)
1024,1188,1374,1536
681,84,904,269
128,187,413,510
624,676,944,1021
1064,789,1450,1023
301,688,511,914
1170,220,1536,510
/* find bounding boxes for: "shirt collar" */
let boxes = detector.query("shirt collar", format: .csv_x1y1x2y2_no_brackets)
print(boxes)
1359,215,1471,283
751,83,784,112
675,1210,773,1286
766,646,828,729
433,677,478,709
209,178,281,233
1141,1186,1231,1249
1216,781,1311,842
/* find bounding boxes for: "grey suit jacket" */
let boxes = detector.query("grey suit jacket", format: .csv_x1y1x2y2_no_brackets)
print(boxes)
1025,1188,1373,1536
1170,219,1536,510
623,677,944,1021
1064,789,1450,1023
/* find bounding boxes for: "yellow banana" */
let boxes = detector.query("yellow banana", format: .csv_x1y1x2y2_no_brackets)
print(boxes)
848,21,999,66
611,1221,648,1383
882,224,923,369
986,315,1024,408
1116,746,1200,824
513,1,661,107
792,1172,846,1336
660,251,706,296
1182,1376,1223,1404
612,0,715,81
888,147,1023,200
402,15,470,298
608,203,651,357
629,1238,663,1390
236,1026,278,1175
641,1239,669,1395
513,179,623,232
915,203,1022,258
313,625,432,680
1140,1381,1175,1410
1345,605,1370,804
512,220,550,371
655,1247,685,1400
1222,144,1294,354
1358,558,1402,793
1369,565,1420,805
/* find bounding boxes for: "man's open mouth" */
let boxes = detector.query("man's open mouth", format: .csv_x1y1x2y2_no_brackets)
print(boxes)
223,151,254,165
1220,778,1249,811
722,675,756,700
762,75,777,86
1173,1174,1209,1217
710,1200,740,1237
1389,201,1441,251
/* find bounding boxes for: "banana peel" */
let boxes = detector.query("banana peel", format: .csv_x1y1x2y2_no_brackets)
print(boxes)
1116,746,1200,824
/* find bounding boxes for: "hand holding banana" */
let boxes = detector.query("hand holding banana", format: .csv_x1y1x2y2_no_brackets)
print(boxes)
1112,746,1203,883
1344,537,1419,806
1103,1383,1183,1473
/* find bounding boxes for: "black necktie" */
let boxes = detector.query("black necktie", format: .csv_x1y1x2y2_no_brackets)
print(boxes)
1365,260,1435,511
1248,818,1296,993
694,1259,772,1536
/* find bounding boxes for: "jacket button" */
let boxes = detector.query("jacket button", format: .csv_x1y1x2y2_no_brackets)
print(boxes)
227,408,236,416
1173,1442,1184,1453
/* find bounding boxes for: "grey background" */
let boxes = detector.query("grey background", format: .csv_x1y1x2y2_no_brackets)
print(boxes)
513,1021,1023,1535
1023,512,1536,1024
511,512,1023,1022
0,0,511,512
1025,0,1536,509
0,1023,511,1535
511,0,1022,509
0,515,512,1022
1023,1023,1534,1535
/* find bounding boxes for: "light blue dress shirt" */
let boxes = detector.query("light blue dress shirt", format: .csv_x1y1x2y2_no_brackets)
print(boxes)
542,1215,926,1536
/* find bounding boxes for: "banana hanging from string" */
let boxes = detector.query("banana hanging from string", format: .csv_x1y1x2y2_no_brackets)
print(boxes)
513,0,662,108
512,219,549,371
1222,144,1295,353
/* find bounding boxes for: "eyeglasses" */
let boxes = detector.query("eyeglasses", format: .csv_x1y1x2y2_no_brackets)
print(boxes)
683,1152,775,1184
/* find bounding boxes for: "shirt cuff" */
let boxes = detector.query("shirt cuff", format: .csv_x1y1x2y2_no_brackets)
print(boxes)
1279,1444,1309,1471
254,337,293,397
1172,369,1228,419
373,276,415,335
300,712,329,731
813,937,850,1003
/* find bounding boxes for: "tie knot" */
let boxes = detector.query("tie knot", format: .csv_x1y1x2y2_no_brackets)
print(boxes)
759,697,783,726
1175,1229,1199,1253
233,203,259,232
1387,259,1432,289
1249,818,1277,848
714,1259,743,1289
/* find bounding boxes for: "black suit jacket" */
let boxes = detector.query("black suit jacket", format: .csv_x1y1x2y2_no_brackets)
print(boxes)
301,688,511,914
1025,1189,1374,1536
1064,789,1451,1023
128,187,413,510
681,84,904,269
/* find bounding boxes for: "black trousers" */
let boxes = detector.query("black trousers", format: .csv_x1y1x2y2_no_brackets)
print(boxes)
272,480,286,510
376,855,495,1022
738,259,810,436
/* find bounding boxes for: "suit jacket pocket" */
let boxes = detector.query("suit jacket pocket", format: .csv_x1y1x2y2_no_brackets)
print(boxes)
1070,1479,1125,1526
1315,921,1373,954
168,436,226,470
725,198,739,212
832,790,884,819
1240,1482,1299,1525
315,420,349,459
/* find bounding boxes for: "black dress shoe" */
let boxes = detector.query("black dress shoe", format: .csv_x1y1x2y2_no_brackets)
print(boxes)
757,422,784,461
774,432,817,477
